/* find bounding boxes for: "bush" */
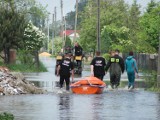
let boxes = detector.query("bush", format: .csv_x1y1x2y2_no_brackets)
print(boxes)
143,70,158,89
102,53,110,61
0,112,14,120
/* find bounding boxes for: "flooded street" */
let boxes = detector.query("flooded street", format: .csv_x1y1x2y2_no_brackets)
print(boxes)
0,90,160,120
0,57,160,120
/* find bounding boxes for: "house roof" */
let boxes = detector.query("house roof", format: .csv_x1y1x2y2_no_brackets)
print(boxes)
60,30,80,37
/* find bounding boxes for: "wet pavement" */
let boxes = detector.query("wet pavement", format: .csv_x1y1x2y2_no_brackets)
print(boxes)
0,57,160,120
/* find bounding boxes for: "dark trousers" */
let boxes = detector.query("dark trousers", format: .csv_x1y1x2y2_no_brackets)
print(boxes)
110,73,121,87
76,60,81,67
94,74,104,81
127,72,135,87
60,75,70,90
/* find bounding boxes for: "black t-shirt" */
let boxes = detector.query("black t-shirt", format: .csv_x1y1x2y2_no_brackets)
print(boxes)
90,56,106,75
59,58,74,76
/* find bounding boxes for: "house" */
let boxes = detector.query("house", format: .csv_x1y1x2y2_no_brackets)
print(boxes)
60,30,80,42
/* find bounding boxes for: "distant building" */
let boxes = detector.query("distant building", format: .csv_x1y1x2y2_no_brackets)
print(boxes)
60,30,80,42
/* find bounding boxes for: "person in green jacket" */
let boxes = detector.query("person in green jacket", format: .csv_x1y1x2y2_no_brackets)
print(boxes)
125,51,138,90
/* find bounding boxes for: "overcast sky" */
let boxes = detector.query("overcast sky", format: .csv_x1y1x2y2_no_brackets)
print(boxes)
36,0,160,22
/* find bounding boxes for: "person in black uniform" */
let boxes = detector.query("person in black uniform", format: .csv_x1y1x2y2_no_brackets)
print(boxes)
105,49,125,89
74,42,83,56
56,52,74,91
90,51,106,81
74,42,83,67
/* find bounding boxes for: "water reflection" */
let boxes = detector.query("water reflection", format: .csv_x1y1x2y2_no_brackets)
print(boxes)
91,95,105,120
58,94,71,120
157,93,160,119
0,91,160,120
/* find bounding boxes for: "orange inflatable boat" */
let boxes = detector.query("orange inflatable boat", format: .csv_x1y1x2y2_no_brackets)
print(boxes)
70,76,106,94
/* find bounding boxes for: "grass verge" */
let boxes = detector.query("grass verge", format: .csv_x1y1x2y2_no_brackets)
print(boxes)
0,61,47,72
143,70,160,92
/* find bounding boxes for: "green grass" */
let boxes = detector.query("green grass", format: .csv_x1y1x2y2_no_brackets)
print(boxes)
0,112,14,120
142,70,160,93
146,87,160,93
0,61,47,72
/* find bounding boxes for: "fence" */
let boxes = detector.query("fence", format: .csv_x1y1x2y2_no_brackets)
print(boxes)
123,53,158,71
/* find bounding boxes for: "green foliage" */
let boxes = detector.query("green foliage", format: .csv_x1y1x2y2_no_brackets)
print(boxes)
139,1,160,52
23,22,46,51
65,36,72,47
0,0,48,64
65,0,88,30
79,0,158,53
79,0,129,52
17,50,33,64
102,53,110,61
0,112,14,120
0,61,47,72
29,3,48,28
101,25,131,52
52,37,63,55
146,0,157,13
143,70,157,88
143,70,160,92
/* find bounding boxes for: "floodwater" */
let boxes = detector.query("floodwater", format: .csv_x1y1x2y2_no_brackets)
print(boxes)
0,57,160,120
0,90,160,120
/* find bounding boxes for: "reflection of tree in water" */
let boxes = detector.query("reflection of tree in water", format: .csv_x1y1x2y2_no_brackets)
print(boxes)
58,94,71,120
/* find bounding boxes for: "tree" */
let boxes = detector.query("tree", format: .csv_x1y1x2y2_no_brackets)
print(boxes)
101,25,131,52
52,37,63,55
139,1,160,52
0,0,28,63
65,0,88,30
65,36,72,47
79,0,129,52
23,22,46,51
17,22,46,65
127,0,141,51
146,0,157,13
0,0,48,64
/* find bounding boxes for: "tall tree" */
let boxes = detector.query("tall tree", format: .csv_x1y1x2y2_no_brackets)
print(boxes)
146,0,157,13
80,0,129,52
0,0,48,63
0,0,28,63
65,0,88,30
127,0,141,51
139,0,160,52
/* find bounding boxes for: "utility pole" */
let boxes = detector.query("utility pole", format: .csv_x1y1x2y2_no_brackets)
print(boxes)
157,12,160,87
97,0,100,51
157,34,160,87
64,17,67,43
54,7,57,36
52,13,54,55
74,0,78,43
47,15,50,53
54,7,57,23
60,0,64,53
